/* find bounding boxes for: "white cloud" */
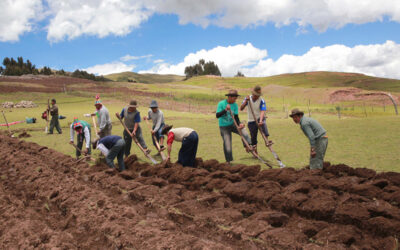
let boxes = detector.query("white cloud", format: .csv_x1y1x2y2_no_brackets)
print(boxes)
83,62,135,75
46,0,152,42
153,59,165,64
120,54,153,61
0,0,43,42
150,0,400,32
2,0,400,42
141,41,400,79
140,43,267,76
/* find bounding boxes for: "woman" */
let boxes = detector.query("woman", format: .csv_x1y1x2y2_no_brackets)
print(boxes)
161,125,198,167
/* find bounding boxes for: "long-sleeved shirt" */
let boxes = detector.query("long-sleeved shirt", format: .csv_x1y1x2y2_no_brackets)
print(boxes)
97,135,122,156
96,105,111,131
147,109,164,131
70,124,91,148
300,116,326,147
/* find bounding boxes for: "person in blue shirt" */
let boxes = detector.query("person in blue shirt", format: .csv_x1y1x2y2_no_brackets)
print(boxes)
93,135,126,171
240,86,270,155
119,100,150,157
216,89,252,163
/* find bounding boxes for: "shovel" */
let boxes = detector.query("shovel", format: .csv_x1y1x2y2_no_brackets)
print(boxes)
228,110,272,168
2,110,14,137
144,119,167,160
247,99,285,168
69,142,96,162
116,113,158,164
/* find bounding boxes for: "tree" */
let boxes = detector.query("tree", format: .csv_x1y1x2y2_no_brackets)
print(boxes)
40,66,52,75
184,59,221,79
1,56,39,76
0,66,3,75
235,71,245,77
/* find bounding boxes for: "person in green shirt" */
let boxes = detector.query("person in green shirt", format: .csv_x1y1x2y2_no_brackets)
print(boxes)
216,89,252,163
290,108,328,170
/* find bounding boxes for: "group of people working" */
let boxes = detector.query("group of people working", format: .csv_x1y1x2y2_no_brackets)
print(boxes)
63,85,328,171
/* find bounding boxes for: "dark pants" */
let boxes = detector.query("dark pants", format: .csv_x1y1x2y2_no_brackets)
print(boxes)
49,116,62,134
123,127,147,157
99,123,112,138
178,131,199,167
76,131,91,158
248,118,269,146
310,137,328,170
106,138,126,171
152,123,165,147
219,125,251,162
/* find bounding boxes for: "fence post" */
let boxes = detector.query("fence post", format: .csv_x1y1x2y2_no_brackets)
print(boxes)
307,99,311,117
363,102,367,117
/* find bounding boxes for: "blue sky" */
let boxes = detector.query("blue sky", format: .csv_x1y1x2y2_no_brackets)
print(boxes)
1,0,400,78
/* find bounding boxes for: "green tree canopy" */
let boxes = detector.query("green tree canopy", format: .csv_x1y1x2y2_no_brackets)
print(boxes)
184,59,221,79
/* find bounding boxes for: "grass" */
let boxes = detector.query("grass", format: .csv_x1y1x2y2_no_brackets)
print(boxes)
105,71,185,83
1,93,399,172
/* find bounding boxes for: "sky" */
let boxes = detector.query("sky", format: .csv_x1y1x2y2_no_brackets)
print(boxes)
1,0,400,79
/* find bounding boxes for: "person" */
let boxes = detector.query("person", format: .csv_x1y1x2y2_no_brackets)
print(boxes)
240,86,270,154
290,108,328,170
143,100,165,150
92,100,112,138
48,98,62,134
119,100,150,157
216,89,252,163
92,135,126,171
69,118,91,159
161,125,199,167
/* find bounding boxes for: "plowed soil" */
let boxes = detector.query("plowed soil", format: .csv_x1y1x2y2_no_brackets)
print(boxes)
1,133,399,249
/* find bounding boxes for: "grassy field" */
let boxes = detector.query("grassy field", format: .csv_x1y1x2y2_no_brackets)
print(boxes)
1,93,399,172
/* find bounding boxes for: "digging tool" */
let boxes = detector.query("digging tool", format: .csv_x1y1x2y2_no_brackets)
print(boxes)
116,113,158,164
45,99,50,133
84,113,100,139
228,110,272,168
247,99,286,168
144,119,167,160
1,110,14,137
69,142,95,162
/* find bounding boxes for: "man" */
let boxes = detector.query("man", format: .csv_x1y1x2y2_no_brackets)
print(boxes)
92,100,112,138
240,86,270,154
48,98,62,134
161,125,199,167
216,89,252,163
69,118,91,159
290,108,328,170
119,100,150,157
93,135,126,171
143,100,165,150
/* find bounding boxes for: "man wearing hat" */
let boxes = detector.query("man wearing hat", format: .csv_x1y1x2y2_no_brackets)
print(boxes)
92,100,112,138
144,100,165,150
216,89,252,163
119,100,150,157
48,98,62,134
69,118,91,159
240,86,270,154
290,109,328,170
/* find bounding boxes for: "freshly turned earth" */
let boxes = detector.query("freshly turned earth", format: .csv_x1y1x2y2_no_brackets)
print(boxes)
0,133,399,249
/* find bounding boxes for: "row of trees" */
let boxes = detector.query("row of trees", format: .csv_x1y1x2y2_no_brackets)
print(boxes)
0,57,109,81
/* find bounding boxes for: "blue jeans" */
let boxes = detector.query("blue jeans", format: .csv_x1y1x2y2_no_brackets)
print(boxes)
152,123,165,146
106,139,126,171
178,131,199,167
219,125,251,162
248,118,269,146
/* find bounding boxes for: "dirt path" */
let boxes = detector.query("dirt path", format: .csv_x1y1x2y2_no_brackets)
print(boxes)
0,133,399,249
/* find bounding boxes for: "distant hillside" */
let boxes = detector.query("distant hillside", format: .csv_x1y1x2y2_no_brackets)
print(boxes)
105,72,185,83
179,72,400,93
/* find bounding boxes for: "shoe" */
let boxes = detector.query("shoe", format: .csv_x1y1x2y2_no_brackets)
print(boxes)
144,149,151,154
159,145,166,151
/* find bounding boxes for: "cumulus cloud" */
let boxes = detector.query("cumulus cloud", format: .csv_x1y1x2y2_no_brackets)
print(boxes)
141,41,400,79
120,54,153,61
83,62,135,75
140,43,267,76
46,0,152,42
0,0,43,42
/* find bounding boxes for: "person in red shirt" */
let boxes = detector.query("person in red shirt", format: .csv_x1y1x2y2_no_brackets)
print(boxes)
161,125,198,167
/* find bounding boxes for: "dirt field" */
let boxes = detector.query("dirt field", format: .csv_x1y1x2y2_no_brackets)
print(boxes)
1,133,399,249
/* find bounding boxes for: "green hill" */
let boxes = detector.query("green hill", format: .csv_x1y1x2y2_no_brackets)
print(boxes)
179,72,400,93
105,72,185,83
